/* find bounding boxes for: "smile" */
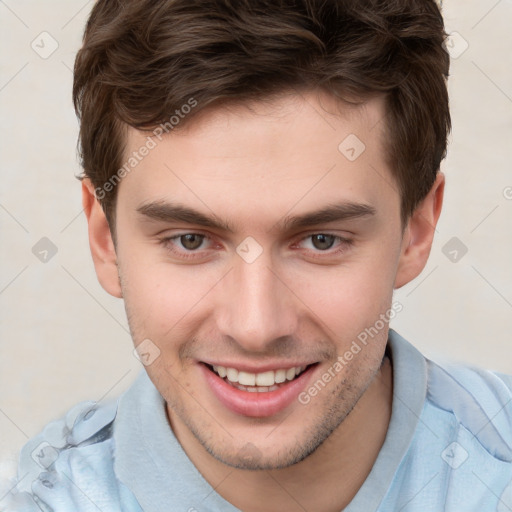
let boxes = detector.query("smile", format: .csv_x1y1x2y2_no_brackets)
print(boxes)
201,362,317,417
210,364,308,392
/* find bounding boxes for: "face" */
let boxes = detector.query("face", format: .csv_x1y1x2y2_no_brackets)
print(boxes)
111,91,407,469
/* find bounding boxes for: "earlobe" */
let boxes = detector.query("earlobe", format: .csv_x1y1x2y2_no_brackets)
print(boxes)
82,179,123,298
394,172,445,289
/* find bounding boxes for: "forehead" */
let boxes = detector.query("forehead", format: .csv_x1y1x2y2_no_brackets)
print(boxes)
117,90,398,231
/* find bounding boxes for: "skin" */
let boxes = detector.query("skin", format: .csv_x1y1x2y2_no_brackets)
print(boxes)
83,90,444,511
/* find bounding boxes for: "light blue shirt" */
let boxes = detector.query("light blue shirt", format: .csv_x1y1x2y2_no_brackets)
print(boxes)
3,329,512,511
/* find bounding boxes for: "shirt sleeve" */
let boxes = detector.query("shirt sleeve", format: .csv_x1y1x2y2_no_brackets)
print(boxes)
0,400,143,512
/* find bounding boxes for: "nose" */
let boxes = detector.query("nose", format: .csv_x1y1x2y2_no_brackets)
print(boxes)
215,247,298,353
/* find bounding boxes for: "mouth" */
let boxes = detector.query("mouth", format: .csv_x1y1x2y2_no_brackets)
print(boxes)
206,363,311,392
201,362,318,417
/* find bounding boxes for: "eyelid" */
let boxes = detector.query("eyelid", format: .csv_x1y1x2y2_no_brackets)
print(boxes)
161,232,214,251
292,233,353,252
157,236,208,263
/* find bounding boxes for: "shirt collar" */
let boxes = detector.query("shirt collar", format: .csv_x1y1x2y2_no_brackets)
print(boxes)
344,328,428,511
113,369,240,512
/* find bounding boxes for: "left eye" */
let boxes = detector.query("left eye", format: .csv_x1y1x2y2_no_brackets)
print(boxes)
174,233,206,251
159,233,212,260
297,234,353,253
302,234,337,251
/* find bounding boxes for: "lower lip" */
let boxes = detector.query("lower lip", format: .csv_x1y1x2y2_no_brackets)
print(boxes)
201,363,316,418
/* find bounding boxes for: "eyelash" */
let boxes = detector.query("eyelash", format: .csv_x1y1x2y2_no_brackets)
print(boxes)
158,232,354,261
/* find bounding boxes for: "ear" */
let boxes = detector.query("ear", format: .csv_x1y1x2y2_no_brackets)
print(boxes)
82,179,122,298
394,172,445,289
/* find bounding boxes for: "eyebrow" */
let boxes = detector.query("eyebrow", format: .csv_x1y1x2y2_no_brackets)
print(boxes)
136,200,377,233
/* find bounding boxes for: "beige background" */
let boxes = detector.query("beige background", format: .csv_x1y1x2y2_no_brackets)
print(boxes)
0,0,511,486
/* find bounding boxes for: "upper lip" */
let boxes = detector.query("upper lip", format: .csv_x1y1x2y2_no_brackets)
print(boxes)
201,361,316,373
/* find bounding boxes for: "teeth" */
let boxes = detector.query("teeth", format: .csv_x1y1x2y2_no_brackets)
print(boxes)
212,365,307,387
255,371,274,387
226,367,238,382
286,368,296,380
227,382,283,393
238,371,256,386
274,369,286,384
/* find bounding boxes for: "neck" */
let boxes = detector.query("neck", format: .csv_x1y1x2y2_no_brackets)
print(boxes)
169,356,393,512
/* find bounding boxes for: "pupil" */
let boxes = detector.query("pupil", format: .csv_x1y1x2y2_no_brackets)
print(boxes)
182,234,203,250
312,234,334,250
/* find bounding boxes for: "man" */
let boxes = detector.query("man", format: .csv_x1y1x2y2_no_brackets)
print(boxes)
4,0,512,510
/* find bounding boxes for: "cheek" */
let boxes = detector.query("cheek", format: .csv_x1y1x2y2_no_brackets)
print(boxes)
120,255,218,336
292,251,396,334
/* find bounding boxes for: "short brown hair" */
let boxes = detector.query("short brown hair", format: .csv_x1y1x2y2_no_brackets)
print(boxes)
73,0,451,228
